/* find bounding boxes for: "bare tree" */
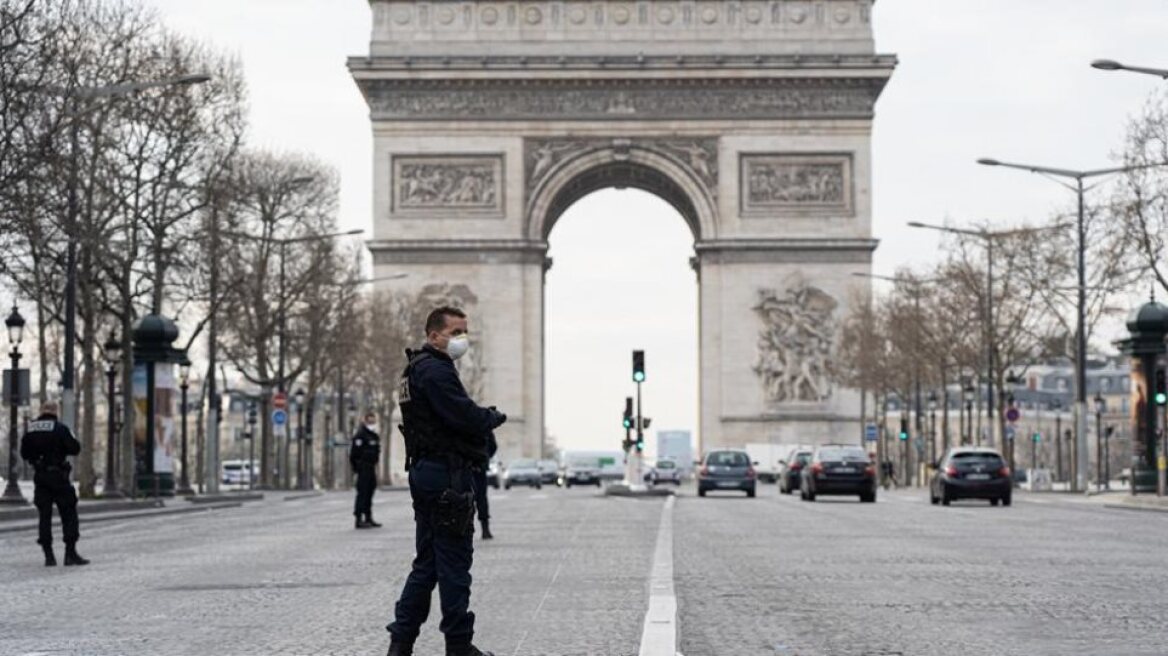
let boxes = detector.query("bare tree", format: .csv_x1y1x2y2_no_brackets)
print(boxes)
1116,88,1168,298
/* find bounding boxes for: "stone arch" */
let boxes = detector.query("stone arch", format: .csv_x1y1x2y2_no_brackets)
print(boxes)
525,141,719,243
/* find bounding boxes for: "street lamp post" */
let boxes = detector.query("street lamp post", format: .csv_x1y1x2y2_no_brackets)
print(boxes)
101,333,123,498
1052,400,1063,483
294,388,306,490
976,158,1167,492
1094,393,1105,491
246,400,258,491
928,390,939,465
1091,59,1168,79
2,305,27,504
177,359,193,496
961,376,975,445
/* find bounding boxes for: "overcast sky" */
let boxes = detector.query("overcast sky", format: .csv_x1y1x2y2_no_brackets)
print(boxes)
142,0,1168,453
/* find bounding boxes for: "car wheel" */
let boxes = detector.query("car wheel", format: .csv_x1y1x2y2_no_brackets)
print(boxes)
535,482,542,490
861,492,876,503
565,481,572,488
930,491,939,505
806,490,816,502
1002,494,1012,507
941,485,951,506
747,488,756,498
595,481,602,488
990,498,1000,506
504,483,511,490
698,488,707,497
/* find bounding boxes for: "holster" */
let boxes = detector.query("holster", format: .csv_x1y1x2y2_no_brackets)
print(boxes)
434,488,475,538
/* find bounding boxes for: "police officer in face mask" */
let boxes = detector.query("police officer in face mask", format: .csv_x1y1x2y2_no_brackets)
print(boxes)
386,306,506,656
351,411,383,529
20,401,88,567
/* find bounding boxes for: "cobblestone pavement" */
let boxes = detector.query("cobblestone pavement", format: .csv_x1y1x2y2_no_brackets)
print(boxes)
675,484,1168,656
0,487,661,656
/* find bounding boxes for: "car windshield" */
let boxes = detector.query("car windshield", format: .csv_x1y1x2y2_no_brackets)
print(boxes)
538,460,558,469
657,461,676,469
818,447,869,463
707,451,749,466
795,452,812,464
512,459,537,469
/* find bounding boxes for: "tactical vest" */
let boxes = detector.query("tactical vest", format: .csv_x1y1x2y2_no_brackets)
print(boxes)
398,349,477,470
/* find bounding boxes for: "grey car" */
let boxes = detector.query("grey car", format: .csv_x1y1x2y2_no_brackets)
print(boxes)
503,459,543,490
697,450,757,498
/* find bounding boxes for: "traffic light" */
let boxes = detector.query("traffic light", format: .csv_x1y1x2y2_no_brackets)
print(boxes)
632,350,646,383
622,397,633,429
641,417,652,430
1032,432,1042,444
898,419,909,441
1155,368,1167,406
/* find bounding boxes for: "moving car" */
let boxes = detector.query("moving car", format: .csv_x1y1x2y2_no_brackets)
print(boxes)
486,459,501,489
697,450,757,498
560,456,602,488
931,447,1012,507
645,458,683,486
777,447,813,495
503,459,543,490
538,459,560,486
800,445,877,503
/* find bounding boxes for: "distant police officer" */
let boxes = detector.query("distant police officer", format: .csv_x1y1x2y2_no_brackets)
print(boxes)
350,411,383,529
20,401,88,567
471,432,497,540
386,306,506,656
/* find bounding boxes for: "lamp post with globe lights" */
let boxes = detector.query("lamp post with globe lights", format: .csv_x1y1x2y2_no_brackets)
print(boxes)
177,358,193,496
2,305,27,504
101,333,123,499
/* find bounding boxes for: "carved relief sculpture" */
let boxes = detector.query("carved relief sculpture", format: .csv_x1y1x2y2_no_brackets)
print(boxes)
740,153,854,217
753,284,839,404
392,155,503,215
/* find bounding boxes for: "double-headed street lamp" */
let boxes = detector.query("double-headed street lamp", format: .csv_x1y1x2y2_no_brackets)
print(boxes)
101,333,122,499
177,358,193,496
1091,59,1168,80
976,158,1167,492
294,387,307,490
2,305,26,504
52,74,211,431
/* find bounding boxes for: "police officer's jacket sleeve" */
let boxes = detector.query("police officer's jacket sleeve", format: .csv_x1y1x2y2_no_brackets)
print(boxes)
416,362,497,438
60,425,81,456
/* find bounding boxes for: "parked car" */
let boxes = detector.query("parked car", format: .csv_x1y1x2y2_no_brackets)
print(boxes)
777,447,813,495
697,450,757,498
930,447,1012,507
221,460,256,487
503,459,543,490
560,457,602,487
800,445,877,503
538,459,560,486
644,458,683,486
486,459,501,489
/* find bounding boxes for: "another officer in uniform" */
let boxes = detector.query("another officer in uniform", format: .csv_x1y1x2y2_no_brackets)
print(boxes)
471,432,497,540
386,306,506,656
350,411,383,529
20,401,88,567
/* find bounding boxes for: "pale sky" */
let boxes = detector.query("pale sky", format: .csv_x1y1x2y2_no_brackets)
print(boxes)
140,0,1168,454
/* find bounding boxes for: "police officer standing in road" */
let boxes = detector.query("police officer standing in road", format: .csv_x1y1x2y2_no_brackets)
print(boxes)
20,401,88,567
472,432,497,540
386,306,506,656
351,411,383,529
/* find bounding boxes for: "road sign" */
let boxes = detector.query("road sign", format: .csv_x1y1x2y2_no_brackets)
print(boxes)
864,423,878,442
272,391,288,410
1005,407,1020,423
272,409,287,426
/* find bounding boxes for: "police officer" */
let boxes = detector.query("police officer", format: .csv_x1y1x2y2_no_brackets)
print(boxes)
20,401,88,567
350,411,382,529
386,306,506,656
471,432,497,540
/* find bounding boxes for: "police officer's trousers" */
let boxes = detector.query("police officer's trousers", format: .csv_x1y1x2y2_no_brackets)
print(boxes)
471,468,489,524
33,469,79,547
387,458,477,647
354,465,377,518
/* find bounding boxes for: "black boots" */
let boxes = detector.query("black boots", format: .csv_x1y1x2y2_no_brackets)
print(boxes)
446,643,494,656
42,544,56,567
480,520,493,540
386,640,413,656
356,516,370,529
63,544,89,567
365,514,382,528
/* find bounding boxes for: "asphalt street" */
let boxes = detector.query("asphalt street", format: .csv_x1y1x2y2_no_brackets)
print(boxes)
1,483,1166,656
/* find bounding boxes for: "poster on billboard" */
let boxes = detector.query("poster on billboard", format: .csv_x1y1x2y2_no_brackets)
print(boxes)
133,362,177,476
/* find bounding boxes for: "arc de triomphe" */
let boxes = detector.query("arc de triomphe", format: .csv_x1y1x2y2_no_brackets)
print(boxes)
350,0,895,464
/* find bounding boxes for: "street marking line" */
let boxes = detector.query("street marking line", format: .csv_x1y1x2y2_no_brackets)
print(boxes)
639,495,676,656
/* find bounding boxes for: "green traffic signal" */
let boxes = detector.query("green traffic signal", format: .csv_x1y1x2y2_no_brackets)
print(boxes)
623,417,633,429
632,350,646,383
1032,433,1041,443
1157,392,1168,406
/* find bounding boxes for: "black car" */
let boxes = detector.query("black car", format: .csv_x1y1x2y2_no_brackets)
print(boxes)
777,447,813,495
931,447,1012,506
697,450,757,498
538,459,560,486
800,445,877,503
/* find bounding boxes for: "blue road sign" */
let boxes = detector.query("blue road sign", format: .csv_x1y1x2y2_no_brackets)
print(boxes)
272,409,287,426
864,423,878,442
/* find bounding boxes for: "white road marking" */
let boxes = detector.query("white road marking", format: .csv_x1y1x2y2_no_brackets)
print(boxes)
639,495,677,656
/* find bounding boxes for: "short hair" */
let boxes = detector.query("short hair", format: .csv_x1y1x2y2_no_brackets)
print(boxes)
424,306,466,336
40,401,59,416
363,411,377,422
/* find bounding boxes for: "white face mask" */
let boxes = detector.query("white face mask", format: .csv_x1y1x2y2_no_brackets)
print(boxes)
446,335,470,360
365,423,377,433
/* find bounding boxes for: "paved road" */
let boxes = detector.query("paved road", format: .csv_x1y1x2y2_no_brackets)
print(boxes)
2,482,1166,656
675,485,1168,656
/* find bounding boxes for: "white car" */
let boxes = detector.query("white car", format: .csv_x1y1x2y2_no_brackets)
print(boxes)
645,459,683,485
221,460,256,486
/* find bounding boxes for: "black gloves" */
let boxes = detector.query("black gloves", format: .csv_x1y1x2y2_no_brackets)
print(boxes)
488,406,507,428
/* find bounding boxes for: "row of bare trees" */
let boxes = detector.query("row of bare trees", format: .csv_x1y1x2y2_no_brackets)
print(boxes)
0,0,410,496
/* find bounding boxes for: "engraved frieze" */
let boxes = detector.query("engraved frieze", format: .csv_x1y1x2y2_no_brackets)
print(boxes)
753,283,839,404
392,155,503,215
740,153,853,217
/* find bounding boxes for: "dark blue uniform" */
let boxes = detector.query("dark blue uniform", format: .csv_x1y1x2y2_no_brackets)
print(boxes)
388,344,505,652
20,414,81,552
350,424,381,526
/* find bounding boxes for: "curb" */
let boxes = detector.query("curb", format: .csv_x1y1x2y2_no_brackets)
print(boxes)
1103,503,1168,514
188,492,264,504
0,500,163,523
0,502,243,535
282,491,324,502
605,484,676,498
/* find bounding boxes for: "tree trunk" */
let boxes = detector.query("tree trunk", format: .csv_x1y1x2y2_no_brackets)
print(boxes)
77,250,97,497
259,387,272,488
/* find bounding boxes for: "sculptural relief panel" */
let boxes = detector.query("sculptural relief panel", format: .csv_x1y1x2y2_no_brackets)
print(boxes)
752,282,839,405
740,153,853,218
391,155,504,217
